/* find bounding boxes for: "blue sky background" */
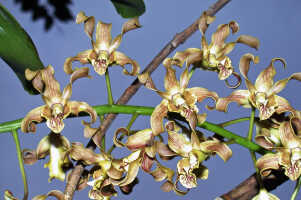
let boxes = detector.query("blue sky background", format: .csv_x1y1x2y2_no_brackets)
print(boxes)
1,0,301,199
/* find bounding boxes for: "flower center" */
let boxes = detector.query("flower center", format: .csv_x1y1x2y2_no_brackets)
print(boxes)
49,103,65,133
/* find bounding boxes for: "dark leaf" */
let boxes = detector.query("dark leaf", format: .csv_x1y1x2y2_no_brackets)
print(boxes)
0,3,45,94
110,0,145,18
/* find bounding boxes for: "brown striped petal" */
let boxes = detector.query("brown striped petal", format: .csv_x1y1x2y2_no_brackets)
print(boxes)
151,101,168,136
95,21,112,51
163,58,180,91
125,129,153,150
121,17,141,35
236,35,260,50
200,139,232,162
21,105,45,133
216,89,251,112
63,49,92,75
255,58,286,93
111,51,140,76
256,153,280,177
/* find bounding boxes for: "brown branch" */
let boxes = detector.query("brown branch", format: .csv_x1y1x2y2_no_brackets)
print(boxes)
220,170,288,200
64,0,231,199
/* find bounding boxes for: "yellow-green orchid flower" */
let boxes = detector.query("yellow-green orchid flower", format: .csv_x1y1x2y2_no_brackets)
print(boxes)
22,132,72,181
64,11,140,76
172,12,259,87
216,54,301,120
21,65,97,134
139,58,218,135
256,121,301,181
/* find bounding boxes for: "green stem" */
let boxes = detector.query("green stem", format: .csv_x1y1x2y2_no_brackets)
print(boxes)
0,104,268,154
126,113,139,130
105,70,114,105
98,114,105,151
218,117,250,128
248,108,264,189
11,129,28,200
291,177,301,200
247,108,255,141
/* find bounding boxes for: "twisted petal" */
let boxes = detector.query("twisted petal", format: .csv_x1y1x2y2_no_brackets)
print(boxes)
150,161,174,182
121,17,141,35
110,51,140,76
62,67,91,104
155,141,178,160
76,11,95,40
236,35,260,50
163,58,180,91
255,127,279,149
32,190,64,200
216,89,251,112
211,22,235,49
268,72,301,96
95,21,112,51
63,49,93,75
69,142,107,165
125,129,153,150
21,105,45,133
68,100,97,125
151,101,168,136
200,139,232,162
239,53,259,92
25,68,44,93
256,153,280,177
172,48,202,68
198,11,215,35
184,87,218,104
113,127,128,148
255,58,286,93
111,157,141,187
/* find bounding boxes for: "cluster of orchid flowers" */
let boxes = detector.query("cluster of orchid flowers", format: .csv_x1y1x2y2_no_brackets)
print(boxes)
5,11,301,200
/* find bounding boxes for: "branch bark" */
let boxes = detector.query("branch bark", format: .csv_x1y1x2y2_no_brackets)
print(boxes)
219,170,288,200
64,0,231,199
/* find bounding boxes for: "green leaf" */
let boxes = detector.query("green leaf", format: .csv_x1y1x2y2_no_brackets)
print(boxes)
110,0,145,18
0,3,44,95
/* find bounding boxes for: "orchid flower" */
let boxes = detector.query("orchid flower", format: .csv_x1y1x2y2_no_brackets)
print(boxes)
69,142,141,199
22,132,72,181
256,121,301,181
138,58,218,135
216,54,301,120
21,65,97,134
114,128,176,190
64,11,140,76
166,121,232,190
172,12,259,87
